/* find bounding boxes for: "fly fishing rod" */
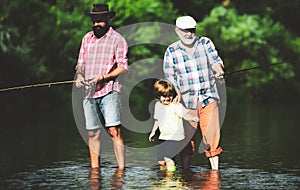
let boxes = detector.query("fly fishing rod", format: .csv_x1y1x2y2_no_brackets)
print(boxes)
0,62,287,92
225,62,286,76
211,62,287,79
0,80,76,92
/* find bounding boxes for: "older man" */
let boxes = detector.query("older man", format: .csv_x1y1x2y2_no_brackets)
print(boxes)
163,15,224,170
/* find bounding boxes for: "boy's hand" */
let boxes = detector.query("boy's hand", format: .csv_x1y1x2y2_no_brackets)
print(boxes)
192,116,199,122
148,132,155,142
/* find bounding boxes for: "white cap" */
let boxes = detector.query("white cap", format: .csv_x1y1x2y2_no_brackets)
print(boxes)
176,16,197,29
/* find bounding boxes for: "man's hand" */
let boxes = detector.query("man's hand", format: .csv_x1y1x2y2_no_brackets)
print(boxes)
173,86,181,104
213,72,225,79
173,95,181,104
212,63,225,79
88,75,104,86
75,75,85,88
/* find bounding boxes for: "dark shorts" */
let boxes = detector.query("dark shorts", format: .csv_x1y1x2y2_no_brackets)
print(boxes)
157,140,186,161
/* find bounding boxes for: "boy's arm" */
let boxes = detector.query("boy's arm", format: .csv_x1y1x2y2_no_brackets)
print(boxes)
176,104,199,122
183,113,199,122
149,120,159,141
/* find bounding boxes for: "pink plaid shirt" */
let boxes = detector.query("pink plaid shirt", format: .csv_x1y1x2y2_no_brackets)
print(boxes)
76,27,128,98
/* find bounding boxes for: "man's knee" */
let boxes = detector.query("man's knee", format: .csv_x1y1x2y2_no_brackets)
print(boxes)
88,129,100,138
107,126,121,138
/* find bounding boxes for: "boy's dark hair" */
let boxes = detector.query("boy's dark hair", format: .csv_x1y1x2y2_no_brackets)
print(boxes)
153,79,177,99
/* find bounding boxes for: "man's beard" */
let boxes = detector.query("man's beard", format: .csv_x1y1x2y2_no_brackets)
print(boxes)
92,24,110,38
179,35,196,46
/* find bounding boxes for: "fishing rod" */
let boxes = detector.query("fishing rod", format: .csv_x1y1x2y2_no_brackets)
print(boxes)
0,62,287,92
225,62,286,76
211,62,287,79
0,80,76,92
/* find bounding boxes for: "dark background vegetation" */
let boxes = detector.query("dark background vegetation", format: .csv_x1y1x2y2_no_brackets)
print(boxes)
1,0,299,105
1,1,300,183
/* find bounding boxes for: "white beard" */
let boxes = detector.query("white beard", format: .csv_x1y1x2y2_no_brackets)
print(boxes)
179,35,196,45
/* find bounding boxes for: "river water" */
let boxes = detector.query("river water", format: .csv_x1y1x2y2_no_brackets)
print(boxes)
0,89,299,189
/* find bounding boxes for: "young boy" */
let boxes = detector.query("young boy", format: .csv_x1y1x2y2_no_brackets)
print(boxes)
149,79,199,171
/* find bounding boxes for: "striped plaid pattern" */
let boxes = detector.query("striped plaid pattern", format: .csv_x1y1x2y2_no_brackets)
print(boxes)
163,37,223,109
76,27,128,98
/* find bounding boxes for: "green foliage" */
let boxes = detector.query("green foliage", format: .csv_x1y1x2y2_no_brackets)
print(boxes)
231,0,300,36
109,0,176,25
198,6,299,101
0,0,176,85
0,0,48,85
0,0,299,103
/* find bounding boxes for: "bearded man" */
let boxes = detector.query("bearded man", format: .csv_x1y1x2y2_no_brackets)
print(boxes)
75,4,128,169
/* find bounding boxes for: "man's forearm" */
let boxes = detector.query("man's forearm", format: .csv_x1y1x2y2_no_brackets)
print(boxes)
212,63,224,74
103,67,126,80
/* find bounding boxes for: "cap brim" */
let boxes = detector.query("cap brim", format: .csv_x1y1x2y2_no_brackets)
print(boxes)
85,11,116,18
179,28,196,30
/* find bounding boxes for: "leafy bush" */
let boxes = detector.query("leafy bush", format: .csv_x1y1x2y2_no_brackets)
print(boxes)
198,6,300,101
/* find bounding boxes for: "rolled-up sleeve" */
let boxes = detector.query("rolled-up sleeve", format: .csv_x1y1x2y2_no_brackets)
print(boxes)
76,36,87,70
203,37,223,69
116,36,128,70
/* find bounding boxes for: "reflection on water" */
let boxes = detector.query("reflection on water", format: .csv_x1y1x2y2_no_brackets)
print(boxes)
0,98,299,189
110,168,125,190
89,168,102,190
155,169,220,189
184,170,220,190
88,167,125,190
0,162,299,189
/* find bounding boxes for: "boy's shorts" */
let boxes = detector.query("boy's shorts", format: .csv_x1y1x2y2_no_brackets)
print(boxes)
83,91,121,130
157,140,185,161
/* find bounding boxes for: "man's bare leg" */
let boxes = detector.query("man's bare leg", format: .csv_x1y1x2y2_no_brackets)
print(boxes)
88,130,101,168
108,127,125,169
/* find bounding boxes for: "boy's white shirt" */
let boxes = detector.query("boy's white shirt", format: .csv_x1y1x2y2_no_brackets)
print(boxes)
153,101,188,141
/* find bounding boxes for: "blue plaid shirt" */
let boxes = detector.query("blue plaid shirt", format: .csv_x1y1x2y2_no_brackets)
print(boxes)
163,37,224,109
